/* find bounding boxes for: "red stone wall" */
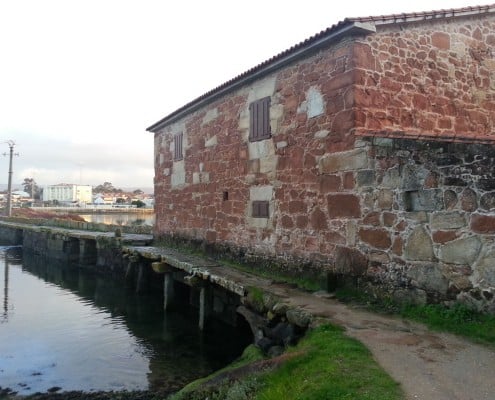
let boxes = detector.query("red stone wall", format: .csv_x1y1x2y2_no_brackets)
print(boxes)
353,16,495,142
154,38,358,264
154,13,495,311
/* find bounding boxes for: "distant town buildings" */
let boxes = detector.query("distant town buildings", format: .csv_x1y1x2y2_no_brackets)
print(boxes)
42,184,92,204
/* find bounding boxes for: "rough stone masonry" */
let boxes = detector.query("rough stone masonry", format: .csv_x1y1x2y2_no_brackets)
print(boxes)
149,6,495,312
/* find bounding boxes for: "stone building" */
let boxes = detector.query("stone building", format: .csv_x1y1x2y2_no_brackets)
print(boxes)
148,5,495,312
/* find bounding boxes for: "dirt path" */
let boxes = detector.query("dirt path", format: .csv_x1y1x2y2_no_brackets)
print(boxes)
267,284,495,400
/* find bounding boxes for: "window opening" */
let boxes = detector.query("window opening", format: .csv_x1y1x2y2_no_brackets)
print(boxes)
174,132,183,161
249,97,271,142
252,200,269,218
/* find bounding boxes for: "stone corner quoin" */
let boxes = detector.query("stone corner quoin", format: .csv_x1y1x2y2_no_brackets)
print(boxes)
149,7,495,313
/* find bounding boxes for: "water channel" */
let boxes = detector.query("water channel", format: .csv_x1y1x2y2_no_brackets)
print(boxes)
0,246,251,395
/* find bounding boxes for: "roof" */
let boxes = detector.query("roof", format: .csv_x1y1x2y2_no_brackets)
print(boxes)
147,4,495,133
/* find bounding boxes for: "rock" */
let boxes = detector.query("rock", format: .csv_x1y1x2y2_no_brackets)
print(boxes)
393,288,427,305
404,226,435,261
439,236,482,265
286,308,312,328
267,345,285,358
430,212,466,230
473,250,495,287
266,322,297,346
272,302,290,316
407,264,449,295
256,337,275,353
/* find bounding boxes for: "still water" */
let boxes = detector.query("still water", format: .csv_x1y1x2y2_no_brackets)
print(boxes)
80,213,155,226
0,246,250,395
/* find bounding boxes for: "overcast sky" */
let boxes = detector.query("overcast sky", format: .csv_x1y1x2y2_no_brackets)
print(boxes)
0,0,486,190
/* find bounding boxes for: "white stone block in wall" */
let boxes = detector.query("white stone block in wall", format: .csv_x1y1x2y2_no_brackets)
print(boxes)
248,139,275,160
246,76,276,103
319,148,369,173
202,108,218,125
171,160,186,188
205,135,218,148
306,87,325,118
260,155,278,175
250,185,273,201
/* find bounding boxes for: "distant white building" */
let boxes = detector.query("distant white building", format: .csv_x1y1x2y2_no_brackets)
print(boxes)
42,184,92,204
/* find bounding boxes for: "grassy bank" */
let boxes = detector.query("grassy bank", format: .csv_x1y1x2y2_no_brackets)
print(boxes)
170,324,403,400
336,288,495,347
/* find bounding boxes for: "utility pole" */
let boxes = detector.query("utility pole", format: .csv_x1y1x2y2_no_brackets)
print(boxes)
3,141,18,217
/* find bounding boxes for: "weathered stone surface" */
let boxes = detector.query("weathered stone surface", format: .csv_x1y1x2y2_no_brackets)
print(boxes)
319,175,341,193
272,302,290,316
404,227,435,261
474,250,495,287
430,212,466,230
461,188,478,212
480,192,495,211
404,189,443,212
356,170,374,187
327,194,361,218
382,166,400,188
407,264,449,295
358,228,391,249
393,288,427,305
377,189,394,209
310,208,327,230
439,236,482,265
318,148,368,173
401,165,428,190
286,308,312,328
334,246,368,275
432,230,458,244
444,190,458,210
432,32,450,50
470,214,495,234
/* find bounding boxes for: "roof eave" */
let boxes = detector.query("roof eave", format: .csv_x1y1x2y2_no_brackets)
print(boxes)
146,21,376,133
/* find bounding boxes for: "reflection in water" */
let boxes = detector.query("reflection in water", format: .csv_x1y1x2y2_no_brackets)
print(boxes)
0,247,251,395
2,255,7,321
80,213,155,226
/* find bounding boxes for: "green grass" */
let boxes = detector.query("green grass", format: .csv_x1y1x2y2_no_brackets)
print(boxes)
400,303,495,346
335,287,495,346
170,324,403,400
168,345,265,400
255,324,402,400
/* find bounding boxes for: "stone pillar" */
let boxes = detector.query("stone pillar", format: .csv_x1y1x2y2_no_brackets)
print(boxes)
163,273,175,311
125,254,140,289
136,263,147,294
185,275,211,331
152,262,176,311
79,239,97,265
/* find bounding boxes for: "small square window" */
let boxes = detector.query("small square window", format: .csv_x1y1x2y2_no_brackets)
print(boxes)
174,132,183,161
252,200,269,218
249,97,271,142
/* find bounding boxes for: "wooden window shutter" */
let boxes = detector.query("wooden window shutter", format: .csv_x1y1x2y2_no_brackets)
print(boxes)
249,97,271,142
252,200,269,218
174,132,183,161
